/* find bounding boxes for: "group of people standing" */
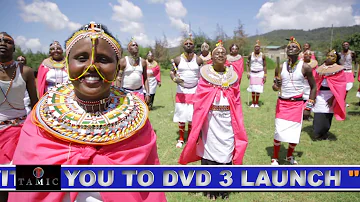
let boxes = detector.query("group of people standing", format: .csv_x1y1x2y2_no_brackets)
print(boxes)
0,20,358,201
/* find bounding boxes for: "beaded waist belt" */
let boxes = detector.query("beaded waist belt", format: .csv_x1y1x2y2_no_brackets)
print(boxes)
210,105,230,111
0,115,27,126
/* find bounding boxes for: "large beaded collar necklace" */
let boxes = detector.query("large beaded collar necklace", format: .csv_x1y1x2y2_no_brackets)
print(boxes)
34,83,148,145
200,64,238,88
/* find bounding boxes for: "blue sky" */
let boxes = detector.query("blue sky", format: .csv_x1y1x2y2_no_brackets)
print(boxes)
1,0,360,53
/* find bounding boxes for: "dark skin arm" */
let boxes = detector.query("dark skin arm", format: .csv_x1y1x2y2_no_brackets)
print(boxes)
263,55,267,83
196,56,203,67
352,51,357,77
142,58,150,104
21,65,38,108
115,58,126,87
302,63,317,119
273,63,281,91
246,54,251,79
170,56,184,86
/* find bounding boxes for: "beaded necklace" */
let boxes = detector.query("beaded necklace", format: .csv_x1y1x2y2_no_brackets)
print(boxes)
34,83,148,145
201,64,237,88
0,63,25,110
74,96,111,113
0,60,15,72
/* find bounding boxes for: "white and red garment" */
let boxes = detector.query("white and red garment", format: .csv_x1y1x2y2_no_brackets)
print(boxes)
274,61,305,144
357,72,360,98
340,51,354,91
144,60,161,95
173,54,200,123
247,52,264,93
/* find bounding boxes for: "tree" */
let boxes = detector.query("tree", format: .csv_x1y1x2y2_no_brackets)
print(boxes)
233,19,248,55
154,34,171,69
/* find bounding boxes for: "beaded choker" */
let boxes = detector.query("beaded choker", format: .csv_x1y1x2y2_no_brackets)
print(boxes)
0,60,15,71
74,96,111,112
43,58,66,69
33,83,148,145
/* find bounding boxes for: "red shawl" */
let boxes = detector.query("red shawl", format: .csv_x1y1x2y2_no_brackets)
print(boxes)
148,64,161,83
179,74,248,165
314,70,347,120
229,58,244,83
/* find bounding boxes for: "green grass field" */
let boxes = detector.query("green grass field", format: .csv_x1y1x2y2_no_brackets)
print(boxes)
148,69,360,202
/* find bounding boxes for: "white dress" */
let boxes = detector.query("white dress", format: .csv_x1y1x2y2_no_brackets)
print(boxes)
196,91,234,164
173,54,200,123
247,52,264,93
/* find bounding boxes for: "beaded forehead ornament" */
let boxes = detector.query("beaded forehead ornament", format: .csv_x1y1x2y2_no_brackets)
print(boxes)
65,21,122,83
50,41,62,48
128,37,137,49
147,50,153,56
212,40,226,55
255,40,260,47
183,33,194,45
287,36,301,50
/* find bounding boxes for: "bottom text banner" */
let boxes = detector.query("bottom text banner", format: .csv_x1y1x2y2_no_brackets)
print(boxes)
1,166,360,191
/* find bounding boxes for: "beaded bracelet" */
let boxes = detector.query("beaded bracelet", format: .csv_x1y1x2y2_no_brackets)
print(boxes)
305,99,315,111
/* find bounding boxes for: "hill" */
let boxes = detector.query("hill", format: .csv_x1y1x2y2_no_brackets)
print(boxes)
247,25,360,51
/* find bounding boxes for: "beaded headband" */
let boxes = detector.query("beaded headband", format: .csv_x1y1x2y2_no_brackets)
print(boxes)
201,42,210,51
65,21,122,83
65,21,122,59
327,49,338,63
128,37,137,48
304,50,311,55
287,36,301,50
17,56,25,61
255,40,260,47
183,33,194,45
50,41,62,48
147,50,153,56
212,40,226,55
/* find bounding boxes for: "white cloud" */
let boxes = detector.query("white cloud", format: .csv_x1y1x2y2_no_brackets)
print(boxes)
167,36,183,48
111,0,143,21
147,0,165,3
110,0,144,34
165,0,187,18
134,33,155,47
15,36,46,53
18,0,81,31
256,0,360,32
169,17,189,31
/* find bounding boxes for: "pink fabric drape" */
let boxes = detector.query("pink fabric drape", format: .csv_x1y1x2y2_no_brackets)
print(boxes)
8,113,167,202
314,70,347,121
37,64,49,98
0,125,22,164
178,75,248,165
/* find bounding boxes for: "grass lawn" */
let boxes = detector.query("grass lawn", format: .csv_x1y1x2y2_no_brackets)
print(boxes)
148,69,360,202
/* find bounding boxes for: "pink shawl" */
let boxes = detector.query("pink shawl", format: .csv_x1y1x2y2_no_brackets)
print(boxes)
0,125,22,164
8,112,167,202
37,63,49,98
229,58,244,82
314,70,347,120
149,65,161,83
178,75,248,165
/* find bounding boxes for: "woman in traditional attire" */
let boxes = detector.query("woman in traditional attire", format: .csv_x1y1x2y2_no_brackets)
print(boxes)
298,42,316,60
116,38,150,103
199,42,211,65
144,51,161,110
179,41,248,200
0,33,38,165
8,22,166,202
312,50,346,140
37,41,68,98
302,50,318,120
170,36,203,148
227,44,244,82
271,37,316,165
246,40,267,107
